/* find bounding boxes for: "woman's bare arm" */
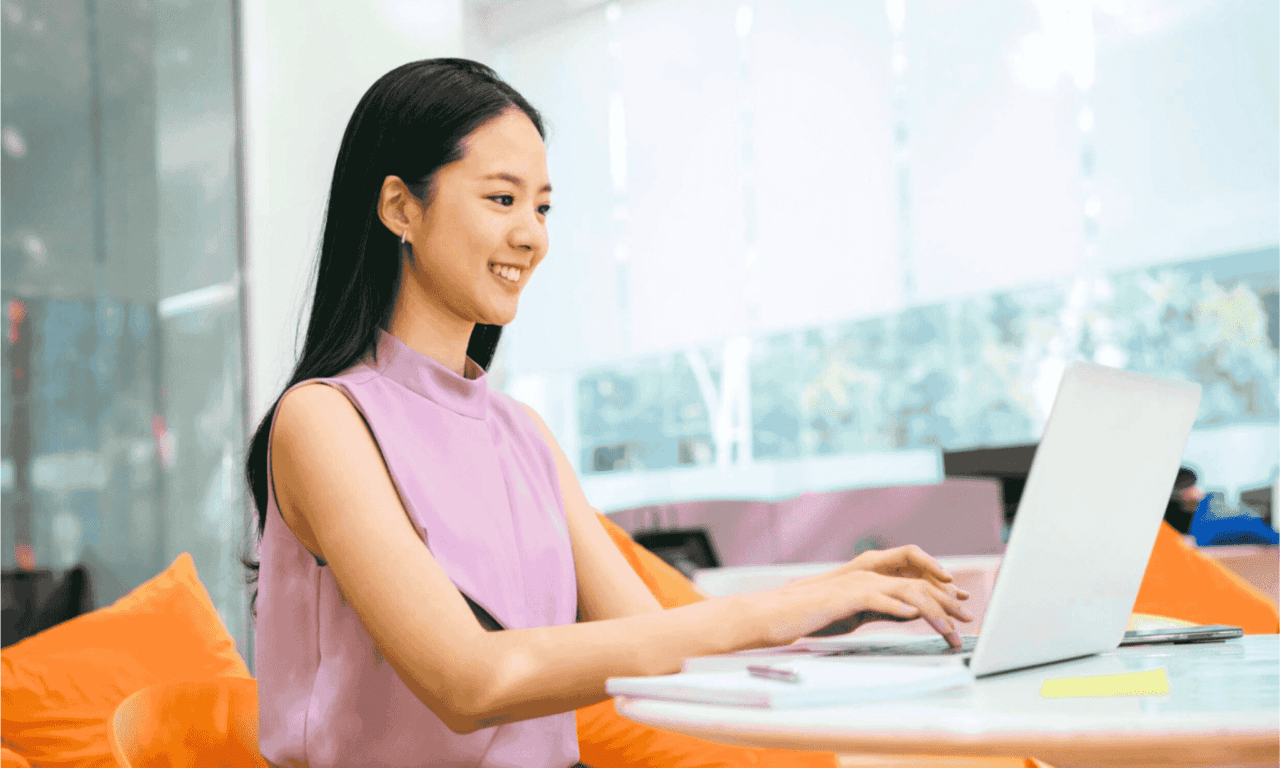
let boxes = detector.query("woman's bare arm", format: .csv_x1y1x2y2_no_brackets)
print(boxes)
272,383,970,734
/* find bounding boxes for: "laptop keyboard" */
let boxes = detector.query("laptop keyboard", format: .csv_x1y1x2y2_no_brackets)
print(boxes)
821,635,979,657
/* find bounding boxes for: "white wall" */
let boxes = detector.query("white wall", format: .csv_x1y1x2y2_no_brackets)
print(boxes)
239,0,465,425
1092,0,1280,271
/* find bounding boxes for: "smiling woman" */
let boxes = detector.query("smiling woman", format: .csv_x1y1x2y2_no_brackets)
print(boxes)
240,58,972,768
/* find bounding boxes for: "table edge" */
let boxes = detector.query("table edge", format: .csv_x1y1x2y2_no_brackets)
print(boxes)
615,697,1280,766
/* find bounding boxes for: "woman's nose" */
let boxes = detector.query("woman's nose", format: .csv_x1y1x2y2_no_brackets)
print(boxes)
510,211,547,252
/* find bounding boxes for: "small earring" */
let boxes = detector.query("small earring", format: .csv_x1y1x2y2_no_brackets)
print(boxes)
400,230,407,245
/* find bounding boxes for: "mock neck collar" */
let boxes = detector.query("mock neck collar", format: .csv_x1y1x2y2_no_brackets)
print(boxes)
368,330,488,419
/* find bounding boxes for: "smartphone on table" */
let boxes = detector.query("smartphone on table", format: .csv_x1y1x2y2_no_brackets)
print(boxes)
1118,624,1243,646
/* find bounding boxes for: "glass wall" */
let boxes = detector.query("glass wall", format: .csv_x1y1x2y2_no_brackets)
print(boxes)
470,0,1279,511
1,0,252,664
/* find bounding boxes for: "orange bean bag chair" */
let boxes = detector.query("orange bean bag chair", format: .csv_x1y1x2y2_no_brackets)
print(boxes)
1,552,251,768
108,677,267,768
1133,521,1279,634
0,748,31,768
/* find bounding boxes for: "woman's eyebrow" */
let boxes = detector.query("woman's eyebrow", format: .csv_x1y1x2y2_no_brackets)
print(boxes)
482,172,552,193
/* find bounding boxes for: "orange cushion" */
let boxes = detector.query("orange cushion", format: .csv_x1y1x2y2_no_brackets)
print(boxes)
1,747,31,768
108,677,267,768
1,553,250,768
599,515,706,610
1134,522,1280,635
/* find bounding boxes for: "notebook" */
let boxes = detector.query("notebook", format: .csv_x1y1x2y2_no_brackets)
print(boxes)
606,658,973,708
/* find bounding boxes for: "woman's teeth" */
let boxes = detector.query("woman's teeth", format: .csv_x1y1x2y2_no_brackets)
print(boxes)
490,263,522,282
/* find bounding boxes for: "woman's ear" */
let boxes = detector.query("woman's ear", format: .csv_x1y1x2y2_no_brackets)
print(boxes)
376,175,421,239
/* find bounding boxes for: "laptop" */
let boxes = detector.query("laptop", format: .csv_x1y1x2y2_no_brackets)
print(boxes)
803,361,1202,677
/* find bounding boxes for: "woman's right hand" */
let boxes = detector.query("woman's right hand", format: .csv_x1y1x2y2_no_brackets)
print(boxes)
755,568,975,649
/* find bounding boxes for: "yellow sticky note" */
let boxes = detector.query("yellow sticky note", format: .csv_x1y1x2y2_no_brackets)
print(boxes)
1040,668,1170,698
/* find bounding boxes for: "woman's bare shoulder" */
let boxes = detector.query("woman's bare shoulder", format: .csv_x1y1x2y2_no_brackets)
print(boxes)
270,383,380,523
275,380,379,447
277,380,354,419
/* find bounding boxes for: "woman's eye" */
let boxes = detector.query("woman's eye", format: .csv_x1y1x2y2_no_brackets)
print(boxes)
538,204,552,215
490,195,515,206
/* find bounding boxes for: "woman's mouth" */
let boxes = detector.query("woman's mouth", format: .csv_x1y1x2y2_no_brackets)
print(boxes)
489,262,523,284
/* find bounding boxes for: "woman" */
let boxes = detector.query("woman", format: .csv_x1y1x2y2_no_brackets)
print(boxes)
243,58,973,768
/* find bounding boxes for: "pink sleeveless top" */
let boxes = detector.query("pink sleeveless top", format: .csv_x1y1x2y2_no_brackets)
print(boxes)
255,330,580,768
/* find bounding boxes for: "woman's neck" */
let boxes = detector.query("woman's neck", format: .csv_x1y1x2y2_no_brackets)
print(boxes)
385,291,475,378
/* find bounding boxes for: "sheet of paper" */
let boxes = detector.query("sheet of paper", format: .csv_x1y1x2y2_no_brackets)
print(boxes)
1040,668,1170,698
1126,613,1197,631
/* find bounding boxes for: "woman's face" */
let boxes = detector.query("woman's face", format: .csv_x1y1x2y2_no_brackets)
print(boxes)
405,108,551,329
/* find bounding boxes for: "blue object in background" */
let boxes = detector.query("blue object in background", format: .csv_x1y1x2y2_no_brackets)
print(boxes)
1190,493,1280,546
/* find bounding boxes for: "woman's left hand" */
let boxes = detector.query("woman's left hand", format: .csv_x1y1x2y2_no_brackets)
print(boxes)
784,545,971,637
788,545,969,600
848,545,966,592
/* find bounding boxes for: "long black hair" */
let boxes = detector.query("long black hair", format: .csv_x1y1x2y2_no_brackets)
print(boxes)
242,59,545,618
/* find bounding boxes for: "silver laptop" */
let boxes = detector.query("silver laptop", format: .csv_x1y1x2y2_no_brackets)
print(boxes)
809,361,1202,677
